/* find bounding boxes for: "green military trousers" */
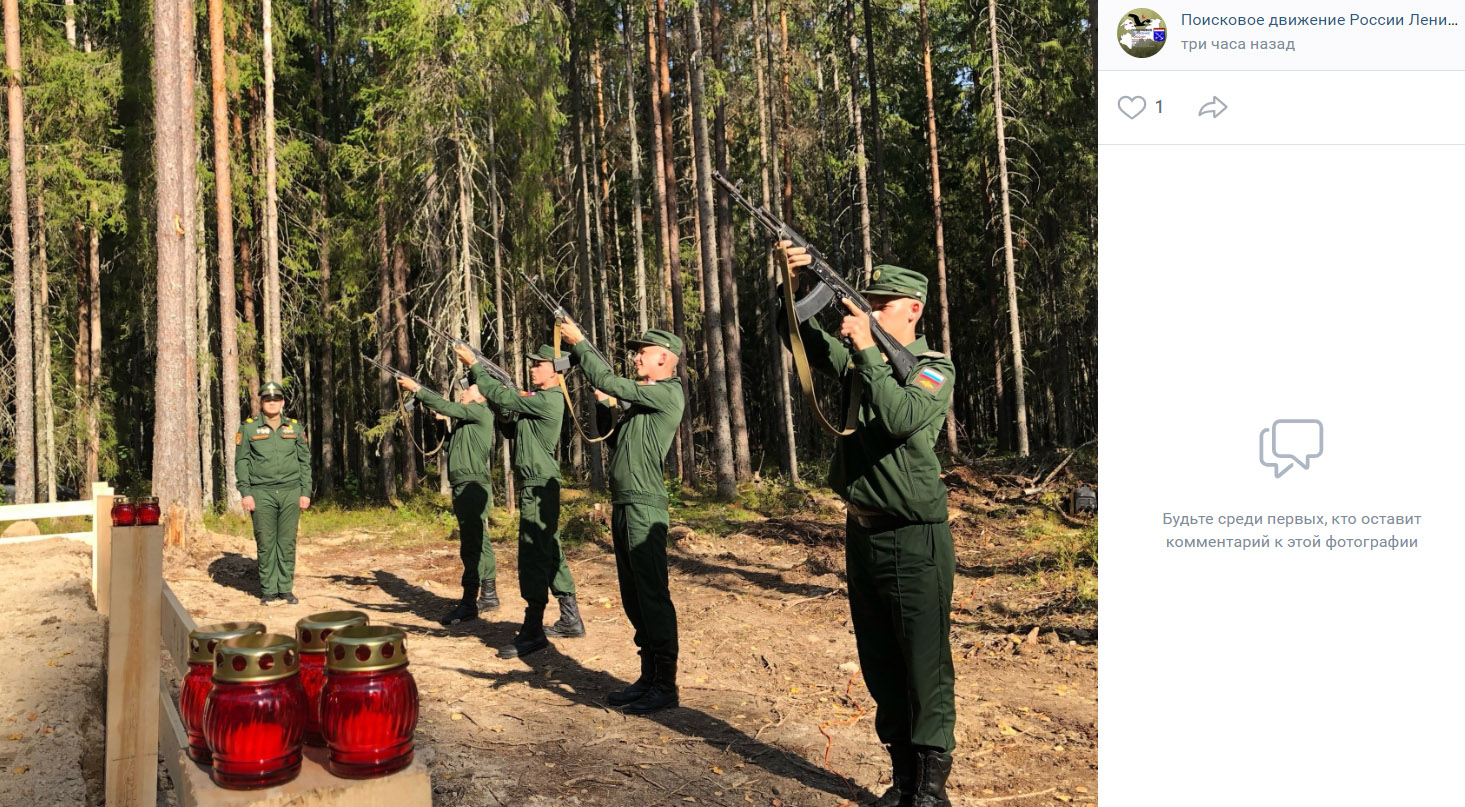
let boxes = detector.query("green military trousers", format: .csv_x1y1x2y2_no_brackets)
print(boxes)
612,503,678,660
517,480,576,606
251,486,301,596
451,482,497,597
845,517,957,753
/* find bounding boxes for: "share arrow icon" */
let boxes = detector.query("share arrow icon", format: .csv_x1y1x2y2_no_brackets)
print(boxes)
1198,96,1228,118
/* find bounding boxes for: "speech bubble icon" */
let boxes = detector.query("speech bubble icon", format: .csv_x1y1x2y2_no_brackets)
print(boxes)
1271,419,1323,471
1259,427,1292,478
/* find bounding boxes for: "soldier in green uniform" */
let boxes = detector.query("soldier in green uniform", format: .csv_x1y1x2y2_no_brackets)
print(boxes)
234,381,313,607
779,245,958,807
558,321,685,714
394,375,501,625
451,343,582,660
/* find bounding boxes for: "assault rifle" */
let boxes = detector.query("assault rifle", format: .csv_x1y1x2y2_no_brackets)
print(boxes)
516,269,615,373
412,314,517,390
516,268,621,442
712,170,917,380
361,353,437,412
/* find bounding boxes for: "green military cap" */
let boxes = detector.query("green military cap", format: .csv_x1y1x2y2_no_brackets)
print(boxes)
525,344,559,364
860,264,929,302
627,328,683,356
259,381,285,398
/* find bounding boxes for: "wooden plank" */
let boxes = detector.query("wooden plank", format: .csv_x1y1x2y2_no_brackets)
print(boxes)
158,673,195,807
161,582,197,679
94,489,116,616
0,499,94,521
169,746,432,807
105,524,163,807
0,531,94,546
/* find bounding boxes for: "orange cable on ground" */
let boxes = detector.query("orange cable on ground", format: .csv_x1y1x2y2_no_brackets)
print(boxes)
816,669,869,807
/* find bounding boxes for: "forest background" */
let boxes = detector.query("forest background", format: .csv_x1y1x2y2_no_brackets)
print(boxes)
1,0,1096,519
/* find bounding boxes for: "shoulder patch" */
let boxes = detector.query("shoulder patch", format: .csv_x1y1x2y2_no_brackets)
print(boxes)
519,390,535,397
235,432,243,445
914,366,948,394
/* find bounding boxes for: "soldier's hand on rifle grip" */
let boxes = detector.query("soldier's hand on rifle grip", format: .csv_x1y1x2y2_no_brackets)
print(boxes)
778,239,813,291
453,343,477,366
560,319,586,345
839,298,876,352
396,376,420,393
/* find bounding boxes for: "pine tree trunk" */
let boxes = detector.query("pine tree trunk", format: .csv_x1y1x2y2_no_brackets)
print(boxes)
759,0,797,482
920,0,959,456
152,0,203,524
644,3,681,477
392,238,417,492
482,116,514,512
5,0,36,503
262,0,283,383
211,0,242,509
87,213,101,484
686,3,735,499
846,1,874,282
197,199,215,507
860,0,890,255
988,0,1029,456
240,98,261,417
376,193,398,501
568,10,607,492
655,0,697,483
710,0,751,482
36,188,55,502
313,0,335,499
73,223,87,490
622,2,649,334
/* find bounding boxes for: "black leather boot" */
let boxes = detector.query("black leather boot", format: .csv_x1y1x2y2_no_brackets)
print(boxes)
909,749,953,807
440,589,479,626
543,594,586,638
873,742,917,807
477,579,501,612
497,604,549,659
607,653,655,706
623,654,679,714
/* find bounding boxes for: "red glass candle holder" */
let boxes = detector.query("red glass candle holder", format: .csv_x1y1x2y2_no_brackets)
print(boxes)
203,633,307,789
321,626,418,778
137,496,162,526
295,610,369,746
180,622,265,764
110,497,136,527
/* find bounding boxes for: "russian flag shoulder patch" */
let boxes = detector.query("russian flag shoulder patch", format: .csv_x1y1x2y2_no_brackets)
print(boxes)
914,366,947,393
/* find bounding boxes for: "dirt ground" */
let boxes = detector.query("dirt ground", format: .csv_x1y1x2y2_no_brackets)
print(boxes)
2,470,1097,807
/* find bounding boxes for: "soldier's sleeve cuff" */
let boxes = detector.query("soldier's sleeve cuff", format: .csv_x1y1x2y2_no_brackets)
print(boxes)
852,345,884,368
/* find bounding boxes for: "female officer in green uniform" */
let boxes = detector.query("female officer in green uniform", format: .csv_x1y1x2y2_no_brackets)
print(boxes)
234,381,312,606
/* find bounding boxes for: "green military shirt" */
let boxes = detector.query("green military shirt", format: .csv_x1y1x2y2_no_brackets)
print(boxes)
789,317,955,523
569,340,685,508
414,389,495,487
234,415,313,498
469,364,565,485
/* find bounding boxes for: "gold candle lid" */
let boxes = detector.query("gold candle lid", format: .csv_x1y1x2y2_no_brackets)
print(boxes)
326,625,408,673
295,611,369,653
188,622,266,665
214,633,301,683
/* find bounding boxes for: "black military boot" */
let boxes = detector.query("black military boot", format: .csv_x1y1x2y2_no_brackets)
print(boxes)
543,595,586,638
623,654,679,714
607,653,654,707
497,604,549,659
909,749,953,807
873,743,917,807
477,579,501,612
440,591,479,626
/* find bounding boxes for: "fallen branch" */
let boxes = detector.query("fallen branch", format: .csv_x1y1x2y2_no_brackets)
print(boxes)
971,786,1057,803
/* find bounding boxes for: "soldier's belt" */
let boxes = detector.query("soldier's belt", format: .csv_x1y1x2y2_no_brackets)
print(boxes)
849,512,917,532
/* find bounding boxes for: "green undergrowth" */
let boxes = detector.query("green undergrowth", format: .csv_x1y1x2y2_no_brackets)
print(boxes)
1015,498,1098,609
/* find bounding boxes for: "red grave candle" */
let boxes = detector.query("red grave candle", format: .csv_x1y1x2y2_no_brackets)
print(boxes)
180,622,266,764
295,610,369,746
203,633,307,789
110,497,136,527
320,625,418,778
137,496,162,526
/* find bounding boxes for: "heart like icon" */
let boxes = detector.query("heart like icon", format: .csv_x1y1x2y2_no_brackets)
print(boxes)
1118,96,1147,119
